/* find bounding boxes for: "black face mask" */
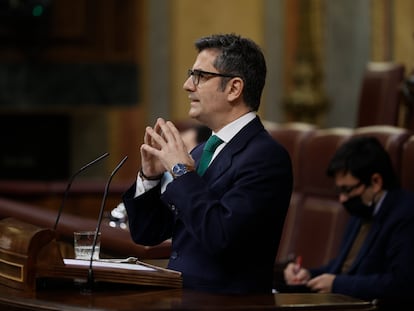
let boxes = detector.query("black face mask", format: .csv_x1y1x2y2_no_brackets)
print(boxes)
343,195,375,219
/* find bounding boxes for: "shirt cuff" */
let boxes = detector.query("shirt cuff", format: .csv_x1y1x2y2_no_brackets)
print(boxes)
134,173,160,198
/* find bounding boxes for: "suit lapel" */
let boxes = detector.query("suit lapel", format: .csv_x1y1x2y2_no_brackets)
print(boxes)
347,221,379,272
346,191,393,273
333,218,361,272
201,117,264,180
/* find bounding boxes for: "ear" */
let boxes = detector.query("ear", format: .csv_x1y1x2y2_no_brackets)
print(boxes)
371,173,383,192
227,77,244,102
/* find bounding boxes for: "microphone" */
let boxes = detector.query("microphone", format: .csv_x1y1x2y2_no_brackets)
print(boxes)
87,155,128,288
53,152,109,231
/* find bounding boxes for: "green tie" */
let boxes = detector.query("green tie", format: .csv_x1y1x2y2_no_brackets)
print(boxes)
197,135,223,176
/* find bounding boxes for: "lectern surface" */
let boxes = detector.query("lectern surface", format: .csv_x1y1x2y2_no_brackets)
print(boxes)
0,280,376,311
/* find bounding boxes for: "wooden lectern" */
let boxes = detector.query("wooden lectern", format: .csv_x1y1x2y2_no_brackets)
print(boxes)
0,217,58,291
0,217,182,292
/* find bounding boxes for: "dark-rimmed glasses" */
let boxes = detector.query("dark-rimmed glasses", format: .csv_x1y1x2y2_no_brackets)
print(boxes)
187,69,237,86
335,181,364,196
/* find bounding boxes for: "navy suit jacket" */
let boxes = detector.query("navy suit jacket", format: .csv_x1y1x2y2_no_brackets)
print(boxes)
123,117,293,294
310,189,414,300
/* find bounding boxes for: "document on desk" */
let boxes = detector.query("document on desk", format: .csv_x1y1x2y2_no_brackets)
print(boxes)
63,259,156,271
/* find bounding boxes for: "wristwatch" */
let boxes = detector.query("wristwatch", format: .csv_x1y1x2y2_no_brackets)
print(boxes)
171,163,194,179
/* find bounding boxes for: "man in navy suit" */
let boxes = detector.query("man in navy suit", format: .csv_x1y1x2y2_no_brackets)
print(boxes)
122,33,293,294
284,136,414,304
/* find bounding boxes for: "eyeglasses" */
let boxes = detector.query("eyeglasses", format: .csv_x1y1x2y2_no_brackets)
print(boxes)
187,69,237,86
335,181,363,195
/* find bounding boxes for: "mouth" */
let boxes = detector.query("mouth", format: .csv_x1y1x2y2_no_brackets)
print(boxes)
188,96,199,104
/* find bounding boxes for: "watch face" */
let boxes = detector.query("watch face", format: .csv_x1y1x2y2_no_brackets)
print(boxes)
172,163,186,176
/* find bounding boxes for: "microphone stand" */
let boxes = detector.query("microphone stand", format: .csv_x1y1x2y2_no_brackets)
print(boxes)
85,156,128,292
54,152,109,231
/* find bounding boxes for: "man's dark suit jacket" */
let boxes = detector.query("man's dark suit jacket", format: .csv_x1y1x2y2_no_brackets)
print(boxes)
310,188,414,301
123,117,293,294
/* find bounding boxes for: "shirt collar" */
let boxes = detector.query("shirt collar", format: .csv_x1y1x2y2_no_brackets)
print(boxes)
373,191,387,215
213,112,256,143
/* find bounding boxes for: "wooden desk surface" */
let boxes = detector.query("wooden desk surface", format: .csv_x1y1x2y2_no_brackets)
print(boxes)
0,281,376,311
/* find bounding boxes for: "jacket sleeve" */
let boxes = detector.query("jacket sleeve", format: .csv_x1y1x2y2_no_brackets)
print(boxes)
122,182,174,246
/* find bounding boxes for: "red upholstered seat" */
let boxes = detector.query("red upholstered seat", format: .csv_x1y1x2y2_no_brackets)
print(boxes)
357,62,405,127
276,128,352,266
267,122,316,191
401,135,414,193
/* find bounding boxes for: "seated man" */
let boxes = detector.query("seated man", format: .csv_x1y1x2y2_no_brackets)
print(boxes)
283,136,414,305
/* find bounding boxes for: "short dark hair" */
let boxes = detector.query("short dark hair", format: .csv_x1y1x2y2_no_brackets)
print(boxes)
194,33,266,112
326,136,399,190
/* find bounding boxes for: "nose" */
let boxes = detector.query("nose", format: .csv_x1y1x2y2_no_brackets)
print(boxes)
338,193,348,203
183,76,195,91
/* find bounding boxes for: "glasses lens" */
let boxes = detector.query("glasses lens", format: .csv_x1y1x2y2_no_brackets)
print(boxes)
188,69,200,86
335,182,362,195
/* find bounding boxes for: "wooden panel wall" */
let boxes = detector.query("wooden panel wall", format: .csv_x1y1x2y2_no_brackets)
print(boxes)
0,0,147,182
0,0,140,62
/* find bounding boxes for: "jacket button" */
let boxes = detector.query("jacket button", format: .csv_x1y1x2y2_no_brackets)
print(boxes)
170,251,178,260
